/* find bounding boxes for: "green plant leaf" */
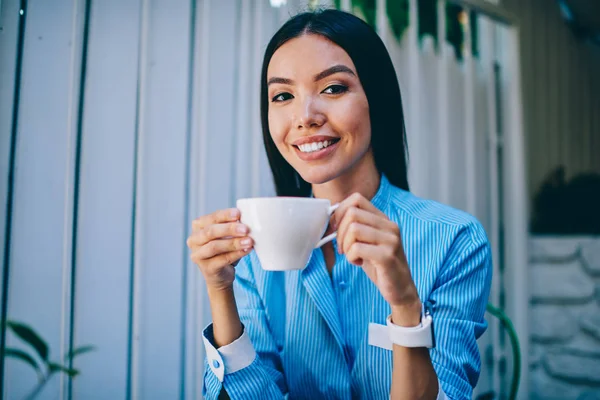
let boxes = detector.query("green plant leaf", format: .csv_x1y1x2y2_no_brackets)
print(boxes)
3,348,43,381
64,345,96,360
6,321,49,362
48,362,79,377
387,0,409,42
352,0,376,28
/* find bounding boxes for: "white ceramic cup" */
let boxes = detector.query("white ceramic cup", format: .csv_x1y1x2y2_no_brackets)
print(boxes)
236,197,339,271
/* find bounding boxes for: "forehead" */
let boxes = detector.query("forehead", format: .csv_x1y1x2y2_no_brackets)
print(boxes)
267,34,356,78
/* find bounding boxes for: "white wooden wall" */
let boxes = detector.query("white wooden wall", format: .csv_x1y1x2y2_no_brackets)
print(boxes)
0,1,282,398
0,0,528,398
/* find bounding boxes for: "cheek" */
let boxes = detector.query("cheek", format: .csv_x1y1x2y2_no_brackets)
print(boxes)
268,111,288,148
336,97,371,143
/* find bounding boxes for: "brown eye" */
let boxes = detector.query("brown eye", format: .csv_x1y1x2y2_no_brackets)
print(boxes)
322,85,348,95
272,92,294,102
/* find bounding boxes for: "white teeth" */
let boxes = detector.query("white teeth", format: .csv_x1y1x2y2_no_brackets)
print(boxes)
298,140,335,153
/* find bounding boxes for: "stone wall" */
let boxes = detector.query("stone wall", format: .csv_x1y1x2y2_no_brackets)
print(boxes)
529,237,600,399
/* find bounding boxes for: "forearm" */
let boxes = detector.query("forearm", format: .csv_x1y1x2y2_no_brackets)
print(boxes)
208,286,243,347
202,285,287,399
389,304,439,400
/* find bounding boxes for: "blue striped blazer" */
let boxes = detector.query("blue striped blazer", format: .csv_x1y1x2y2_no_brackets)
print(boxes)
202,174,492,399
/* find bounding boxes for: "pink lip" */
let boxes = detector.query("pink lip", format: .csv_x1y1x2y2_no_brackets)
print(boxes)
293,140,340,161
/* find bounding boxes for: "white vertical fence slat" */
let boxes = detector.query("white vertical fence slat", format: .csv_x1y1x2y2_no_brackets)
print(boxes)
341,0,351,12
420,37,438,200
278,0,290,23
235,0,254,201
463,10,477,216
129,0,149,398
461,12,489,398
480,14,502,396
473,26,494,397
186,0,211,397
501,24,529,400
447,55,467,211
203,0,239,212
61,0,88,397
436,0,451,205
133,0,192,398
257,0,279,197
251,1,264,197
0,1,20,340
0,1,17,394
375,0,387,40
3,1,83,398
72,0,142,397
407,0,424,197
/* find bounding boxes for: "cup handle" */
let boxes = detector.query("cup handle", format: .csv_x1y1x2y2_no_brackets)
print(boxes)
314,203,339,249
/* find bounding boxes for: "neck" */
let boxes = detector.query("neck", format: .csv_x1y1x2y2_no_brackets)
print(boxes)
311,152,381,205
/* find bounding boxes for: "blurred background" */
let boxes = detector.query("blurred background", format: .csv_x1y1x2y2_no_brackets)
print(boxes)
0,0,599,399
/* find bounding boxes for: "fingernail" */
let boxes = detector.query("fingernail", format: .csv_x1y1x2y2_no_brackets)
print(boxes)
230,209,240,218
237,225,248,234
240,238,252,246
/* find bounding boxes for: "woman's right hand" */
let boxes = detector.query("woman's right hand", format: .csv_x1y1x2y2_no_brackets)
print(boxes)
187,208,254,292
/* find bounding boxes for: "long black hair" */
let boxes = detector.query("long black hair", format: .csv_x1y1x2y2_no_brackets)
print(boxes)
260,8,410,197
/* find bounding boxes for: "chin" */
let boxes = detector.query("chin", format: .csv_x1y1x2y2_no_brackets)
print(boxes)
296,166,340,185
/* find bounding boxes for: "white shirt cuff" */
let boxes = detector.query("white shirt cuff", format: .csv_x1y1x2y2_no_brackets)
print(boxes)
202,323,448,398
202,323,257,382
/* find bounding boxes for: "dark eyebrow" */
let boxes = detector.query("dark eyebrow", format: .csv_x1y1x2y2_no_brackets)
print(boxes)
267,64,356,87
314,64,355,81
267,77,294,86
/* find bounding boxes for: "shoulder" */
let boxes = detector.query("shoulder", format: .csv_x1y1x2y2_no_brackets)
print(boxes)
385,185,488,248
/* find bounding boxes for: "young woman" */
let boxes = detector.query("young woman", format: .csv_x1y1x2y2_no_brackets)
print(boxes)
187,9,491,400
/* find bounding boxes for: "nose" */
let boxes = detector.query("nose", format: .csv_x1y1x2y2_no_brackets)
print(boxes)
295,96,325,130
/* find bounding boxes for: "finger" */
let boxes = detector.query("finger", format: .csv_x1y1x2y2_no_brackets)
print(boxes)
193,237,253,260
331,192,386,230
336,207,395,253
346,241,389,267
188,222,249,248
193,248,250,271
192,208,241,231
339,221,396,255
207,249,250,270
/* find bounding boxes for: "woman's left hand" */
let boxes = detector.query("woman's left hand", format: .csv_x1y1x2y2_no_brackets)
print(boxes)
332,193,422,324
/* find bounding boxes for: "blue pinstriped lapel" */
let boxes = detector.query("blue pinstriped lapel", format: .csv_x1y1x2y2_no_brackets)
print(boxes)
301,249,345,353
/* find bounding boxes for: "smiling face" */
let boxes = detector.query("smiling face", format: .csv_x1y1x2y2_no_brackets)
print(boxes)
266,34,374,185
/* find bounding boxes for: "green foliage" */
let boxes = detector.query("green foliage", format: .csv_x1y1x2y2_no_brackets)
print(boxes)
387,0,409,41
48,362,79,377
445,3,464,58
6,321,49,362
418,0,438,43
354,0,376,28
3,320,95,399
333,0,479,59
4,348,43,380
64,345,95,360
